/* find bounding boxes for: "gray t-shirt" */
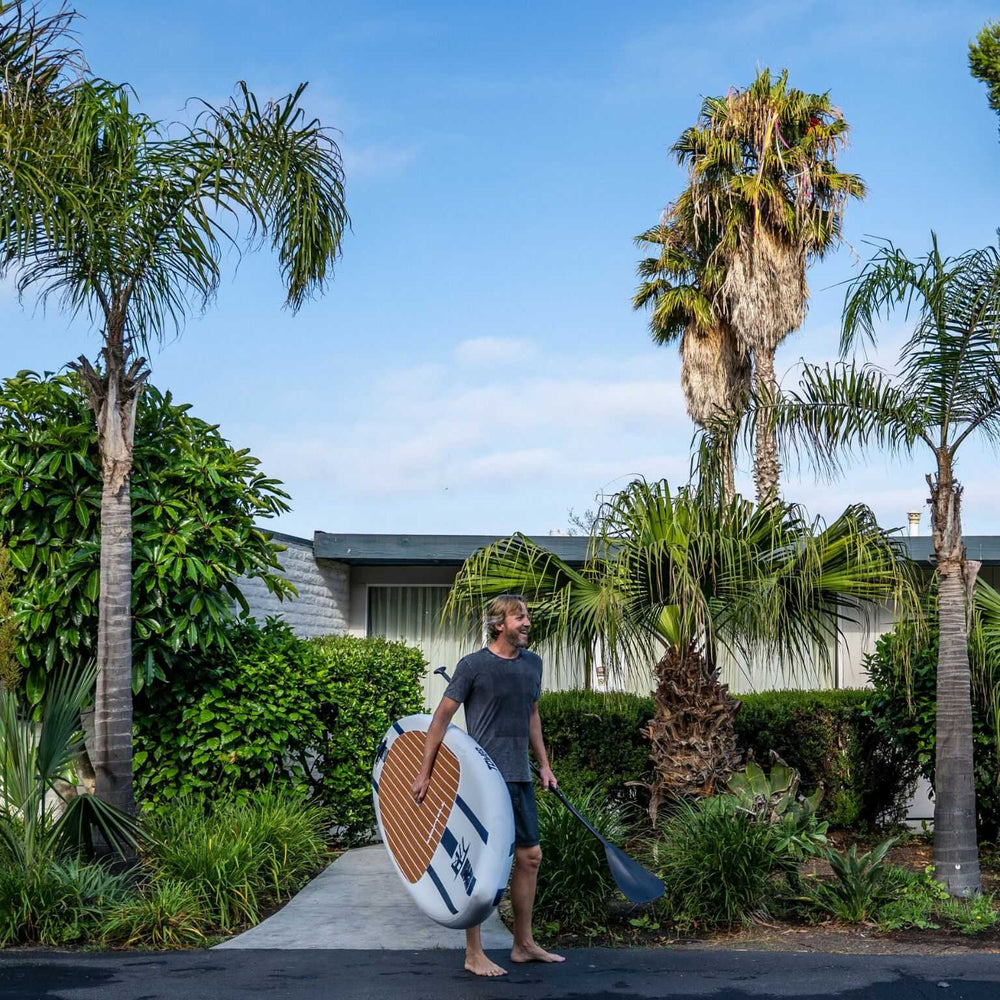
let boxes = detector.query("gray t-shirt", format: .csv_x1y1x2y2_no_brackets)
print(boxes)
444,647,543,782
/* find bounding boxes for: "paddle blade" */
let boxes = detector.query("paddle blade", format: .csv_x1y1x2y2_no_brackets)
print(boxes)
604,843,664,903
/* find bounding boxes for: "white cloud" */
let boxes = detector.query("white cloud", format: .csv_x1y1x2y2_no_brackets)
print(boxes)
454,337,537,365
249,346,690,501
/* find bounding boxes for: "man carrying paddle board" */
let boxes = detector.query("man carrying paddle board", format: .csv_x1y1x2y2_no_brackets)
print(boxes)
411,593,564,977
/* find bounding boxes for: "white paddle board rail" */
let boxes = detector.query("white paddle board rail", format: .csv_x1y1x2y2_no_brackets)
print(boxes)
372,713,515,929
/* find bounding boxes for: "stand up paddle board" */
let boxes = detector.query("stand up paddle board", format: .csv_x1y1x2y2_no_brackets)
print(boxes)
372,713,515,929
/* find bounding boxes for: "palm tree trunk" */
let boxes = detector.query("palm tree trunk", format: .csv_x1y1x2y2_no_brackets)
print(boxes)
720,433,736,504
752,347,781,505
73,335,147,821
929,469,981,896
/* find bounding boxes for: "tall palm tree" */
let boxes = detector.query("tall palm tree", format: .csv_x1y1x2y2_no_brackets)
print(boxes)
446,479,918,818
758,235,1000,896
4,80,347,817
667,68,865,504
633,205,750,501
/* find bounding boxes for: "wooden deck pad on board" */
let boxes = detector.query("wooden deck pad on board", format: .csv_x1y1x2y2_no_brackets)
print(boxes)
378,731,461,883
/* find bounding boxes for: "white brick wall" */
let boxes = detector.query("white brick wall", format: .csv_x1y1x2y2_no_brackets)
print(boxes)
237,533,349,637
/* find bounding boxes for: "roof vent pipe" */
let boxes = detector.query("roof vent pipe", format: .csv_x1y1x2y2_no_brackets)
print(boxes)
908,511,921,537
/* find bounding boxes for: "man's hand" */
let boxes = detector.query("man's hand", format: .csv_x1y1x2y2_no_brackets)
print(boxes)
411,772,430,804
537,765,558,791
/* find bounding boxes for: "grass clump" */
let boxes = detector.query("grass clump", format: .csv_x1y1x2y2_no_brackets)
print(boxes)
534,787,628,929
101,880,210,949
0,857,131,946
648,797,783,927
142,787,329,931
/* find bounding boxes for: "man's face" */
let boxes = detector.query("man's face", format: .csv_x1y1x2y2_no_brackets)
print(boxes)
500,603,531,648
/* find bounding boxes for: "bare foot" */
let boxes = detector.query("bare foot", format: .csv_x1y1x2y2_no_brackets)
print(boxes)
465,953,507,977
510,942,565,964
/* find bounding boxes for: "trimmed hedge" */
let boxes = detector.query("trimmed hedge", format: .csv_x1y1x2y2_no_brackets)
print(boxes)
539,687,916,828
735,689,917,828
134,618,424,839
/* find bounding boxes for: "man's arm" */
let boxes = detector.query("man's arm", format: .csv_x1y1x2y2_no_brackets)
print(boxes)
410,696,461,804
529,701,557,790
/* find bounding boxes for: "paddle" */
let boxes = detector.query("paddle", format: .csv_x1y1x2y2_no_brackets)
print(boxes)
433,666,664,904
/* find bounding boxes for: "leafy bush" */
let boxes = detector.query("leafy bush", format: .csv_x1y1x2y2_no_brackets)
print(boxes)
0,372,292,702
799,839,897,922
875,866,947,930
134,618,424,836
538,688,915,829
0,857,131,946
101,880,210,949
735,690,917,828
648,797,784,927
939,892,999,934
534,786,628,929
866,623,1000,838
538,690,653,803
141,787,329,931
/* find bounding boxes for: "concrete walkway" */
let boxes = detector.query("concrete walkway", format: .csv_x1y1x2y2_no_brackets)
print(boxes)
215,844,513,950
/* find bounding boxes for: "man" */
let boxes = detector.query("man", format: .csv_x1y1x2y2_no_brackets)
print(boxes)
411,593,565,977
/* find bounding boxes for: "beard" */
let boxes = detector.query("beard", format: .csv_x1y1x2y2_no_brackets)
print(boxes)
503,625,530,649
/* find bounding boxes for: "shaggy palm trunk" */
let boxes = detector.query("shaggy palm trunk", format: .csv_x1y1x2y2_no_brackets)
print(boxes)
637,641,742,822
929,467,981,896
752,347,781,505
73,328,147,822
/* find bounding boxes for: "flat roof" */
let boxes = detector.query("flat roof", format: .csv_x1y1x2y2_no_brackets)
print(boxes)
313,532,1000,566
313,532,590,565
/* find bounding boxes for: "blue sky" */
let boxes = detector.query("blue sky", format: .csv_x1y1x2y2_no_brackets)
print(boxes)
5,0,1000,538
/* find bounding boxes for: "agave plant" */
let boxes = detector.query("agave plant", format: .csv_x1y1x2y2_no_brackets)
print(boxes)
446,478,920,817
0,666,137,869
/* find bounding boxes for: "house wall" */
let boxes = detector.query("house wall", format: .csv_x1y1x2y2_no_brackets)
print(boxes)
238,533,350,637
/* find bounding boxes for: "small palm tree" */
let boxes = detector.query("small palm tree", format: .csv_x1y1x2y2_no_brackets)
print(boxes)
758,235,1000,895
3,78,347,818
0,665,137,868
446,479,917,818
668,69,865,503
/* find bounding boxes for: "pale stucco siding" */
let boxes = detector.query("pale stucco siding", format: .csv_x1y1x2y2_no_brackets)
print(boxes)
237,533,349,637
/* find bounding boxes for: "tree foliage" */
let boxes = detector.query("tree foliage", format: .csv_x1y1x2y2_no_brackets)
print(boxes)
0,371,293,703
970,20,1000,115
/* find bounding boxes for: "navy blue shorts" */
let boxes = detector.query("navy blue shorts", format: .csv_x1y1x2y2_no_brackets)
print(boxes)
506,781,539,848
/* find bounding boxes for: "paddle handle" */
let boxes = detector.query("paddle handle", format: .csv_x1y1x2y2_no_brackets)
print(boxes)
529,761,606,844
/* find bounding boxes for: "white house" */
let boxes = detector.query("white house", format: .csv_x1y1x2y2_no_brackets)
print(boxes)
239,529,1000,708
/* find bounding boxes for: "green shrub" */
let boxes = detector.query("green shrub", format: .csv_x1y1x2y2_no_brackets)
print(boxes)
0,372,293,702
538,688,915,829
648,797,783,927
875,866,946,930
134,618,424,836
799,838,897,923
0,857,132,946
735,690,917,828
534,786,628,929
141,787,329,931
538,690,653,803
939,892,999,934
101,880,210,949
866,623,1000,839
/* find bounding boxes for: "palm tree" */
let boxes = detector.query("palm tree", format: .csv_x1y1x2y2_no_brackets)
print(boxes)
666,68,865,504
633,206,750,501
4,80,347,818
758,235,1000,895
0,2,87,269
446,479,918,819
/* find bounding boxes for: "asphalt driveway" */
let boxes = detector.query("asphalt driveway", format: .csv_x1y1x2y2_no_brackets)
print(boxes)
3,949,1000,1000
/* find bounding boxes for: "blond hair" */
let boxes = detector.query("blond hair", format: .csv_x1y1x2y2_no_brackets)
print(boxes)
484,593,527,640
